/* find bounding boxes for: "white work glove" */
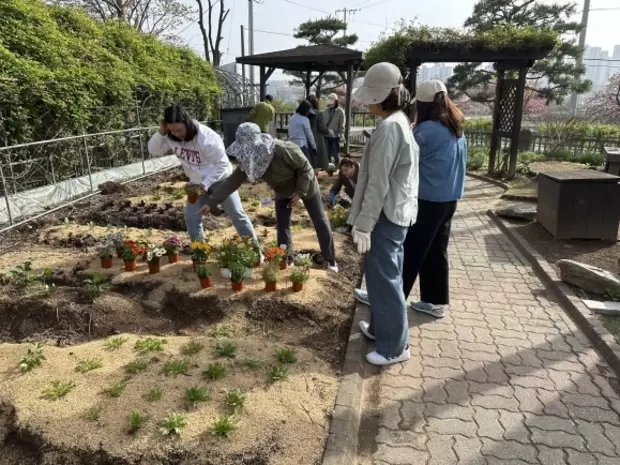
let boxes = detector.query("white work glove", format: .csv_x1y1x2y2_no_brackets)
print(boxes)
352,227,371,254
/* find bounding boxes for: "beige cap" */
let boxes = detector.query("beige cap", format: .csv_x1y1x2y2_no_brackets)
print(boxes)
352,62,402,105
327,93,339,104
414,79,448,103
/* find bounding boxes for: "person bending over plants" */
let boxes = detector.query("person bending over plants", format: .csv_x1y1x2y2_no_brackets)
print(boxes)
198,123,338,273
329,157,359,208
147,105,260,252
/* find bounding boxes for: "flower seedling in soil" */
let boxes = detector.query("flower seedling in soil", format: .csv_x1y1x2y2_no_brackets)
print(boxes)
185,386,211,406
203,363,227,380
275,348,297,364
159,413,187,436
207,324,233,339
8,262,54,290
124,358,150,374
103,380,127,398
143,387,164,402
75,358,103,373
128,411,149,434
83,273,110,300
242,358,263,370
42,380,76,401
162,359,190,376
104,336,128,350
19,343,45,372
180,340,204,356
86,406,102,422
268,365,289,383
208,415,238,438
225,389,246,411
294,253,313,268
215,342,237,358
135,337,167,353
173,188,185,200
328,205,349,229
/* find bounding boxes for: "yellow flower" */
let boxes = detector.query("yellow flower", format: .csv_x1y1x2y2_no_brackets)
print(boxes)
191,241,211,252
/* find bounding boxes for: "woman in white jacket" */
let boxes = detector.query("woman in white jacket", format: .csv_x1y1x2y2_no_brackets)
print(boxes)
148,105,259,246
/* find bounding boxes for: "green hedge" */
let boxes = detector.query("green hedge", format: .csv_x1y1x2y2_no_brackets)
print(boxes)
464,118,620,140
0,0,220,145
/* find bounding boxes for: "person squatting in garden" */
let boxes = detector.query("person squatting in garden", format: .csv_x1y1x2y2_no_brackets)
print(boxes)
347,62,420,367
354,79,467,320
198,122,339,273
147,105,260,249
329,157,359,208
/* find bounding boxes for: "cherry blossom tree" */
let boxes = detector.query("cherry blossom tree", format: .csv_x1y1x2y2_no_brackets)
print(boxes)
585,74,620,123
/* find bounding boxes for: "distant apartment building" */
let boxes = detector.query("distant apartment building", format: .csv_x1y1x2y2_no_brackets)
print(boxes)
584,44,620,90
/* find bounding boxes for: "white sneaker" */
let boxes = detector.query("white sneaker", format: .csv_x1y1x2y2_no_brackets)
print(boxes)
354,289,370,306
366,347,411,366
359,320,375,340
411,301,445,319
327,261,339,272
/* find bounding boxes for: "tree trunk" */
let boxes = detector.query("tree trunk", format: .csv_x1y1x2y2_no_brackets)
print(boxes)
195,0,211,62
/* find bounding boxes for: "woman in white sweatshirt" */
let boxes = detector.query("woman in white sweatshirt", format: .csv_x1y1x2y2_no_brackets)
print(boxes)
148,105,259,246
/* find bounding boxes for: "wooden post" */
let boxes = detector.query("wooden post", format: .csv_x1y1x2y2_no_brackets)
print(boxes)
259,66,266,101
304,71,312,97
344,62,354,154
507,66,528,179
488,68,505,176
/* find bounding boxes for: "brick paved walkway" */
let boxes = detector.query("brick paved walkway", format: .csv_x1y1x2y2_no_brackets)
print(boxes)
359,178,620,465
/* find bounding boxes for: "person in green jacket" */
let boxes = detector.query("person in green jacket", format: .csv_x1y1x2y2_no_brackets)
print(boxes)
198,122,339,272
247,95,275,133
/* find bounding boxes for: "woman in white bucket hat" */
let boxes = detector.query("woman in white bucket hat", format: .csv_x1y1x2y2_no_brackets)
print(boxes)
347,62,420,366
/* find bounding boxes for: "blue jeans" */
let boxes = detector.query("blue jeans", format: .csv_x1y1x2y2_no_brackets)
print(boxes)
184,191,258,247
365,213,409,359
326,137,340,165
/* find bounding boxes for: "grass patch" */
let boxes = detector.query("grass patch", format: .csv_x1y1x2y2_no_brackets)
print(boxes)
159,412,187,436
103,380,127,398
162,359,190,376
124,358,150,374
242,358,263,370
208,415,238,438
42,380,76,401
275,348,297,364
203,363,227,381
104,336,128,350
75,358,103,373
86,406,102,422
225,389,246,411
128,411,149,434
180,340,204,356
214,341,237,358
185,386,211,406
135,337,167,353
207,324,233,339
268,365,288,383
19,343,45,372
143,387,164,402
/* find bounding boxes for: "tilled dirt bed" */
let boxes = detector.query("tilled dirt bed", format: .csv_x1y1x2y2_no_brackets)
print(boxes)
0,169,362,465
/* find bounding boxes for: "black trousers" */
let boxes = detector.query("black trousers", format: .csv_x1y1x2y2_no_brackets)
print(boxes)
275,193,336,263
402,199,457,305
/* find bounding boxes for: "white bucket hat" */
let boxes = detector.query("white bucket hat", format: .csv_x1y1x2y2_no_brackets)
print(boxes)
327,93,339,104
352,62,402,105
413,79,448,103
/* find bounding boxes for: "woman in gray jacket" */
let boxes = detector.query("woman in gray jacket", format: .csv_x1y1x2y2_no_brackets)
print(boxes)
322,93,346,165
347,62,419,367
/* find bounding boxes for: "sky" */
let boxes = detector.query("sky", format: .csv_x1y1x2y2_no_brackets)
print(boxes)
178,0,620,79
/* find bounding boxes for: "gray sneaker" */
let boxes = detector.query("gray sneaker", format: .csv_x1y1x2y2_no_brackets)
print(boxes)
354,289,370,306
411,301,445,318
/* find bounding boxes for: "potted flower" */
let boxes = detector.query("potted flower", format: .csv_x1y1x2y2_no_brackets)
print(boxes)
121,240,144,272
146,245,166,274
107,232,125,258
218,237,241,278
185,183,202,204
191,241,211,270
239,237,259,279
97,241,114,269
329,205,350,234
229,262,246,292
294,253,313,269
136,239,149,261
164,236,182,263
266,245,288,270
290,268,309,292
262,264,280,292
196,265,213,289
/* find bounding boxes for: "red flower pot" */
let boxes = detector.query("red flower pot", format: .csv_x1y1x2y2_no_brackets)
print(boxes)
292,282,303,292
199,277,213,289
168,253,180,264
101,258,112,269
187,194,198,204
279,260,288,271
231,281,244,292
116,248,123,258
148,263,160,274
265,281,277,292
124,260,137,272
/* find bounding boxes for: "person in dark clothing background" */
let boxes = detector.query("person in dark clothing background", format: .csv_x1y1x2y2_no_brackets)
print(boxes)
329,157,359,208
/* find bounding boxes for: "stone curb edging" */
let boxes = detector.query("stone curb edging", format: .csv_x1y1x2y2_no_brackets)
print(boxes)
466,172,510,191
321,303,370,465
487,210,620,377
